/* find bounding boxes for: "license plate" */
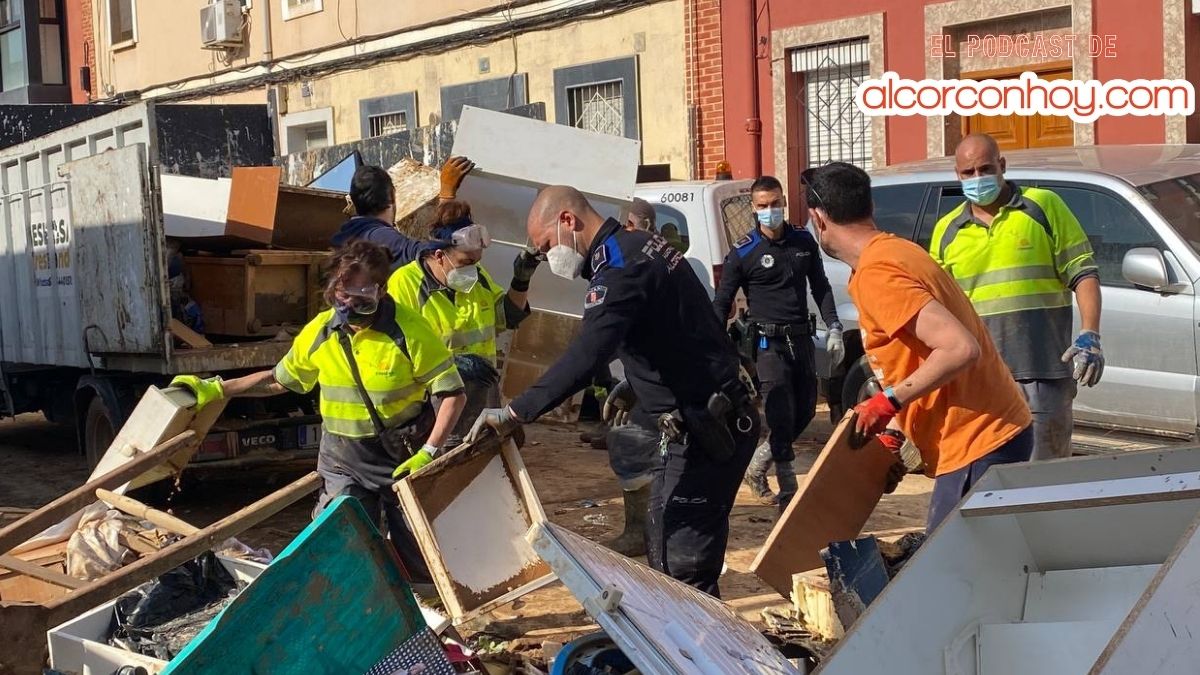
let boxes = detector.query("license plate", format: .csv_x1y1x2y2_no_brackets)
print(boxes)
298,424,322,449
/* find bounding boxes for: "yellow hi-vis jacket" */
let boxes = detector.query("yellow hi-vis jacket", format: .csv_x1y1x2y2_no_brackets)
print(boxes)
387,259,529,367
930,182,1099,381
273,296,463,438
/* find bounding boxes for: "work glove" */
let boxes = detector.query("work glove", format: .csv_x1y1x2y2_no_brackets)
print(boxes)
439,156,476,200
510,247,543,292
602,380,636,427
465,406,522,444
392,445,436,480
169,375,224,411
849,391,900,448
1062,330,1104,387
877,429,907,494
826,322,845,370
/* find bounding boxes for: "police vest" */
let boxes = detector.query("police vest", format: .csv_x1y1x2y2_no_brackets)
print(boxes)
386,259,507,365
930,184,1098,317
273,298,463,439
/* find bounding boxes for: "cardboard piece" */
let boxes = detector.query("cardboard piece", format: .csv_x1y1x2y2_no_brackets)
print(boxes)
750,412,900,597
450,106,640,318
529,521,800,675
395,436,554,625
164,496,427,674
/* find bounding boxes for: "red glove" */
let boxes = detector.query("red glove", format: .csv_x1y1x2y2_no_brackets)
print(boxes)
853,391,900,437
878,429,905,453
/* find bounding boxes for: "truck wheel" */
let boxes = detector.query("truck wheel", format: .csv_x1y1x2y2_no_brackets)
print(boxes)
840,355,878,415
84,396,117,469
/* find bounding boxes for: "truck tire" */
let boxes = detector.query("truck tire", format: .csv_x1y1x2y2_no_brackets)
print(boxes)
83,395,117,469
840,355,878,416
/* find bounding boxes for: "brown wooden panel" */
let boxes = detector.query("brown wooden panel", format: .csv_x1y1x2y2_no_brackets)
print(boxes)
1029,69,1075,148
750,413,902,597
964,112,1027,151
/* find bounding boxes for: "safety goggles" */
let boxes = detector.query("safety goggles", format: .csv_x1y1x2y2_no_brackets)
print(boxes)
446,224,492,252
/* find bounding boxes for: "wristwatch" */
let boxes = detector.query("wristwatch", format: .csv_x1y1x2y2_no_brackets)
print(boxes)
883,385,903,411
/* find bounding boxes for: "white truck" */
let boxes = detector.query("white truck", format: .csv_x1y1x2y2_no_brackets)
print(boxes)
0,101,326,467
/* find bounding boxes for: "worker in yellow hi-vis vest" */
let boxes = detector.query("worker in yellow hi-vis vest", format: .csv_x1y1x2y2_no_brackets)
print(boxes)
388,200,541,448
171,241,466,585
930,133,1103,462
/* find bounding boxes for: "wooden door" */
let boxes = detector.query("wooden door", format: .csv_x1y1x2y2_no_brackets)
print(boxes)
962,65,1074,150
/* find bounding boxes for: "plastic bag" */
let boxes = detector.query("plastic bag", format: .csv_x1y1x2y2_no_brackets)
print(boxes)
108,552,240,660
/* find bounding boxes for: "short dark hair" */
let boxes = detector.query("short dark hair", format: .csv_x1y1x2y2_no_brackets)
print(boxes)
805,162,873,224
750,175,784,195
349,165,395,217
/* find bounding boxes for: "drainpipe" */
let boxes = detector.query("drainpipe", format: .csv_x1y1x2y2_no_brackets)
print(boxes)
262,0,274,61
746,0,763,176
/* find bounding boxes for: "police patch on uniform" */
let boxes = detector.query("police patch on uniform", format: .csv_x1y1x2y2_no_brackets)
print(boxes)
584,285,608,309
591,244,608,270
734,233,754,248
761,254,775,269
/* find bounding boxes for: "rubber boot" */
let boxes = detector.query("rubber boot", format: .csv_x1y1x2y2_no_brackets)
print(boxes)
604,483,651,557
743,442,778,506
775,460,799,513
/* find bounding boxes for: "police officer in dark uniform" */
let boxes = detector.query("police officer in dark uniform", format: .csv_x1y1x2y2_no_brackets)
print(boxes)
468,186,761,598
713,176,843,509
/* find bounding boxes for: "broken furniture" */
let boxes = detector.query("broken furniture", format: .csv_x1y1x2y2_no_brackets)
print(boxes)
48,554,267,674
184,250,328,337
162,496,450,674
816,445,1200,674
500,310,585,424
0,385,319,675
395,434,554,625
450,105,640,318
752,412,900,596
529,521,801,675
219,166,348,250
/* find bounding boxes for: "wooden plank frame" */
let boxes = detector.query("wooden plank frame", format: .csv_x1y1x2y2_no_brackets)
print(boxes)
395,435,554,625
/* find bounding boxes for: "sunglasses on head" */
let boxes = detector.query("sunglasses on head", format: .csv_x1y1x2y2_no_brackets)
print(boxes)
800,168,825,208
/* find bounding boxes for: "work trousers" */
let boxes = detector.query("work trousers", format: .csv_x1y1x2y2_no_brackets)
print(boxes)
646,407,761,598
757,336,817,464
926,425,1034,531
1019,378,1076,461
315,431,433,584
605,409,660,491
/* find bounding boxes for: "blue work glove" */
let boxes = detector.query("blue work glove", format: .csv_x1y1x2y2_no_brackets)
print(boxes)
510,247,543,292
169,375,224,411
826,322,845,370
1062,330,1104,387
602,380,636,427
465,406,522,444
392,445,436,480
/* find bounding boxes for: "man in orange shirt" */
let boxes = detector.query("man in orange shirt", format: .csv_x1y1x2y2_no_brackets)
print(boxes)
804,162,1033,529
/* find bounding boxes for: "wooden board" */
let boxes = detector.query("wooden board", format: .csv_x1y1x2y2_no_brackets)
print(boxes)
164,495,426,674
500,310,585,423
960,471,1200,517
1023,565,1159,624
1092,510,1200,674
168,318,213,349
750,412,900,597
395,435,553,625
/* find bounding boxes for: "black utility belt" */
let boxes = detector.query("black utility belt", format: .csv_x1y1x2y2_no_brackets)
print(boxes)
756,322,811,338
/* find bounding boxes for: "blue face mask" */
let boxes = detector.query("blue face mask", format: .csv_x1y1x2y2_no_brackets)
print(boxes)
756,207,785,230
962,175,1002,206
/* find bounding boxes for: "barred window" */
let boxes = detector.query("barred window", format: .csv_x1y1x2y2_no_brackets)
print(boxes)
792,38,872,171
567,81,624,137
367,111,407,138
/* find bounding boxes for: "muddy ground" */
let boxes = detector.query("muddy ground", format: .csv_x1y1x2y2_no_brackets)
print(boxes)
0,406,934,651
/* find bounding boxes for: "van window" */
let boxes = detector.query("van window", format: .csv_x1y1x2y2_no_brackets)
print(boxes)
652,203,689,253
720,194,756,248
916,184,966,251
872,184,926,240
1044,184,1162,288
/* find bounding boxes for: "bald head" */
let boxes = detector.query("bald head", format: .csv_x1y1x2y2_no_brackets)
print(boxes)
526,185,606,257
955,133,1005,180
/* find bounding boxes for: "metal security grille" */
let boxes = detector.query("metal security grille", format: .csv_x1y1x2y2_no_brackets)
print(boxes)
792,38,872,171
368,111,408,138
567,81,624,137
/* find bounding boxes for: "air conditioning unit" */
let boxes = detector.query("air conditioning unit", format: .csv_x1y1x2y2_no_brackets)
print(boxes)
201,0,244,49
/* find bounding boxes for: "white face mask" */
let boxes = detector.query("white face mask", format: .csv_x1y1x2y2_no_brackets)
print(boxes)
444,259,479,293
547,220,585,280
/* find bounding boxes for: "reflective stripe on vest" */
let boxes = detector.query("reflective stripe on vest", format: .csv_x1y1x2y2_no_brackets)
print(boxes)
387,260,504,364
